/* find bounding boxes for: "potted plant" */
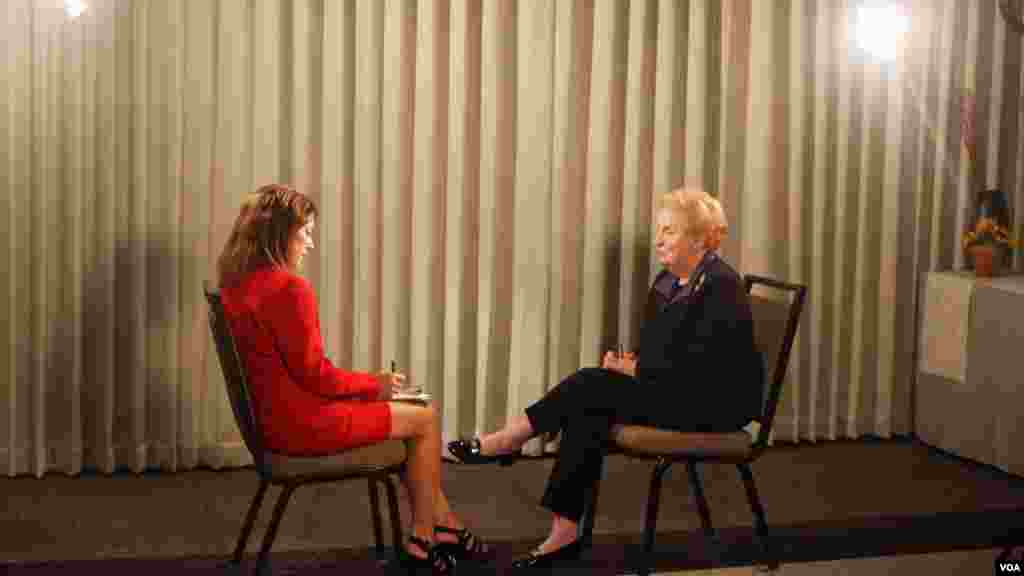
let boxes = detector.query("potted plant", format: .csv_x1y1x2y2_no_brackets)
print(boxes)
962,217,1018,277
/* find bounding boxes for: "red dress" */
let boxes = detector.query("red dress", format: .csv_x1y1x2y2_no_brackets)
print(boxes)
221,267,392,455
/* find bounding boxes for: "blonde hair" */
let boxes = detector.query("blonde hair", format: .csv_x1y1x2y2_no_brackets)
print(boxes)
217,184,318,287
658,188,716,243
705,195,728,249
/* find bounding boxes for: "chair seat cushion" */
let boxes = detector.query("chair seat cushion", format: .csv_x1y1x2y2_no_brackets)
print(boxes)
264,439,406,480
613,425,753,459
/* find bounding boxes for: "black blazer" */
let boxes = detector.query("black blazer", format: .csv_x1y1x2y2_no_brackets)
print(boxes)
635,256,764,432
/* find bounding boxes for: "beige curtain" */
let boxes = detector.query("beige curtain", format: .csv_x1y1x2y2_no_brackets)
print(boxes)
3,0,1023,477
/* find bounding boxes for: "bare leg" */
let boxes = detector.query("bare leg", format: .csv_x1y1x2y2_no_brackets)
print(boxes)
536,513,579,554
431,485,492,556
388,402,445,558
433,489,462,544
477,414,535,456
432,488,461,528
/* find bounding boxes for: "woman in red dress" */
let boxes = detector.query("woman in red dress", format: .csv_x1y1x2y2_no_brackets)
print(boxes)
217,184,486,573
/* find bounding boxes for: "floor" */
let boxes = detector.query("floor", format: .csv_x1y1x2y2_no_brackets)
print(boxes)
3,439,1021,575
661,546,1004,575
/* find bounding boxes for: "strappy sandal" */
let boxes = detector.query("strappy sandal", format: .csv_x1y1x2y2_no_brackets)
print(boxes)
398,535,455,575
434,524,493,563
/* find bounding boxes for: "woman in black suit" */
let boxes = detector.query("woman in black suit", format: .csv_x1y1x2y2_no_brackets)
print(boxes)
449,188,764,570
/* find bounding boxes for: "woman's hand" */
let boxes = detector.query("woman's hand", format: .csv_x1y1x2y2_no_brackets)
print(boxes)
619,352,637,377
375,371,406,401
601,350,620,371
602,350,637,377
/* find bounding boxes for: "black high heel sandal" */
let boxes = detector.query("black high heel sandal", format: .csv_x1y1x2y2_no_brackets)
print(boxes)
447,438,517,466
398,535,455,575
434,525,493,563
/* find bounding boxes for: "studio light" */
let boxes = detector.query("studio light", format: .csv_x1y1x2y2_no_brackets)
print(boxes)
854,2,908,62
64,0,87,19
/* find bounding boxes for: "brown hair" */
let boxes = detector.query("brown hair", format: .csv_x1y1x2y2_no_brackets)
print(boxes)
217,184,317,287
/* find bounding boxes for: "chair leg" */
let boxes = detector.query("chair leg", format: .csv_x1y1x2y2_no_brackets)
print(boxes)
232,478,269,564
638,459,672,576
256,484,296,572
367,477,384,551
686,461,715,539
688,459,726,566
738,463,777,569
384,474,404,557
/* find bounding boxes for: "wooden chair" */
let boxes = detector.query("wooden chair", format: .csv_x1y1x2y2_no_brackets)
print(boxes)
583,274,807,574
204,288,407,576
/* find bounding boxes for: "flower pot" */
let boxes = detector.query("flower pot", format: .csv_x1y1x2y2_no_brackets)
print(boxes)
969,244,999,277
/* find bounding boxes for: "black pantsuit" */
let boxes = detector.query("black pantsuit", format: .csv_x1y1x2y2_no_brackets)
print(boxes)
524,254,764,523
526,367,680,521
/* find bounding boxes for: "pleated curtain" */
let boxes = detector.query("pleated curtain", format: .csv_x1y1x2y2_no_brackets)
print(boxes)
2,0,1023,477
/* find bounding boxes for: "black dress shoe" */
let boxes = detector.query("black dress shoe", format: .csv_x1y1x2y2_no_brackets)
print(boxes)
447,438,517,466
510,540,583,570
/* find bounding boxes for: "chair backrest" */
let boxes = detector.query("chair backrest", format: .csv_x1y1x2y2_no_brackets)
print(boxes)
203,285,267,473
743,274,807,454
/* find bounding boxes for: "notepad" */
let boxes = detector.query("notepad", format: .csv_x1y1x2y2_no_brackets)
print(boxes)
393,392,431,403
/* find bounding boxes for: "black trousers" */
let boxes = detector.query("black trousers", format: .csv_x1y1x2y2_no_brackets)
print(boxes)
524,368,694,523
